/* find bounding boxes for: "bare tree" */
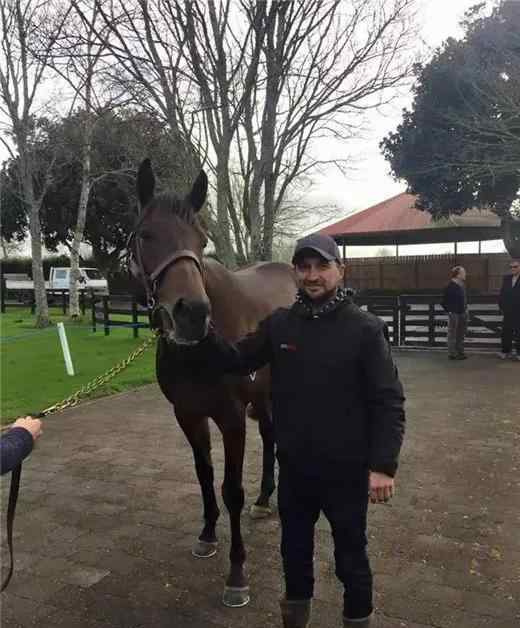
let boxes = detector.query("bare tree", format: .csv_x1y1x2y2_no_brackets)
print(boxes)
168,0,267,267
46,1,113,318
84,0,203,183
85,0,415,264
86,0,266,267
237,0,416,260
0,0,69,326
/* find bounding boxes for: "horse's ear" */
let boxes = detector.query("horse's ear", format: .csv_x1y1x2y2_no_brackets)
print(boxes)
137,158,155,210
187,170,208,213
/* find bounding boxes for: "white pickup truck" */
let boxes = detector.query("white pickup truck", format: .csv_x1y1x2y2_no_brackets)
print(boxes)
4,267,109,298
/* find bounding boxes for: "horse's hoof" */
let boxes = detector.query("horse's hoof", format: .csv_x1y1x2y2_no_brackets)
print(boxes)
192,539,218,558
222,585,250,607
249,504,272,519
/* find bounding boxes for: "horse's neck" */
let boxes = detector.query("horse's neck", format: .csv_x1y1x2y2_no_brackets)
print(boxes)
204,259,247,340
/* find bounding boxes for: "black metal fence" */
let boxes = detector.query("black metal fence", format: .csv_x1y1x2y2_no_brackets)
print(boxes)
91,295,149,338
89,293,503,350
398,294,501,350
359,294,502,350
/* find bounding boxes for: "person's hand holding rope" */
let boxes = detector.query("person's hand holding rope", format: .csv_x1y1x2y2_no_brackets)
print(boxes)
11,416,43,442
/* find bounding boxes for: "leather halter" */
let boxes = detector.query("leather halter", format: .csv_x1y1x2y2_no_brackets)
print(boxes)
128,231,204,310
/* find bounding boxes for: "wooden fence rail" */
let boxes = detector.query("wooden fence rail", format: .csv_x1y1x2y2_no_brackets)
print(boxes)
343,252,510,293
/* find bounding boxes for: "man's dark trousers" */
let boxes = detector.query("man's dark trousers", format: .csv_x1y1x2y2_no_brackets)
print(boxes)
278,459,373,620
501,314,520,354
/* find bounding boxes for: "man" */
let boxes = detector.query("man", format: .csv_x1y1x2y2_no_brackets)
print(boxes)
186,233,406,627
441,266,468,360
0,416,42,475
498,259,520,361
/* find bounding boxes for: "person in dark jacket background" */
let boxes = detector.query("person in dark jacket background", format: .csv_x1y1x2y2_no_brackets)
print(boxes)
0,416,42,475
185,233,406,628
441,266,468,360
498,259,520,360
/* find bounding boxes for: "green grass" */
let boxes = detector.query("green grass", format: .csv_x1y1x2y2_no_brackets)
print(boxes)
1,308,156,424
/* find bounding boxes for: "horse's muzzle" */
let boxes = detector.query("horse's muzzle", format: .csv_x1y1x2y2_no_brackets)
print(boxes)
153,299,210,345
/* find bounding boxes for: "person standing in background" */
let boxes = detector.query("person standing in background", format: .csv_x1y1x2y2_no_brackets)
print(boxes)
441,266,468,360
498,259,520,361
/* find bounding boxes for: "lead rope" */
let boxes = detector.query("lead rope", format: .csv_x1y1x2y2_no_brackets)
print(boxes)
1,463,22,592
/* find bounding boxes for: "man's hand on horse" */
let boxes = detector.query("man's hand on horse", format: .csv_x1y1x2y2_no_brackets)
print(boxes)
369,471,394,504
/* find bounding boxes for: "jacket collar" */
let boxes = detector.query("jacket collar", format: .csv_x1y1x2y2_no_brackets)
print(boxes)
292,287,352,319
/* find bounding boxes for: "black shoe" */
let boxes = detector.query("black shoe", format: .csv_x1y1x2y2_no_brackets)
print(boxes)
455,354,468,360
448,355,457,360
343,613,373,627
280,599,312,628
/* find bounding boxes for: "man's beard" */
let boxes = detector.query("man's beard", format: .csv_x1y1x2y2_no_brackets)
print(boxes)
302,284,338,305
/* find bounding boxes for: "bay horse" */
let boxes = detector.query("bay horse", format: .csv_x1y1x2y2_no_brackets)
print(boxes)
128,159,297,607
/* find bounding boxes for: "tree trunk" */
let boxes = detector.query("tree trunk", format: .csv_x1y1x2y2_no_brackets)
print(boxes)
262,171,276,261
215,146,236,268
29,203,49,327
69,113,92,319
69,173,90,318
248,166,264,260
19,151,50,327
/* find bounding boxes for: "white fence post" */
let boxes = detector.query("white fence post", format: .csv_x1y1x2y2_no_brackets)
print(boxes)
57,322,75,376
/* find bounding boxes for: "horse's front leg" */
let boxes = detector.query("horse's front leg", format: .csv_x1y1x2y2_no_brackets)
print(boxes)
177,414,220,558
216,411,249,607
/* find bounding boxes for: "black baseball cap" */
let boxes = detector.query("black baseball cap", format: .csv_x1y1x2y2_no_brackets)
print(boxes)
292,233,341,264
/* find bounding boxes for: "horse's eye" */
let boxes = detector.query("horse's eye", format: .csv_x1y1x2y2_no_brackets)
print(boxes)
139,231,153,242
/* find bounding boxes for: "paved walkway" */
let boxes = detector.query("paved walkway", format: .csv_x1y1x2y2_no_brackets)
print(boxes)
1,352,519,628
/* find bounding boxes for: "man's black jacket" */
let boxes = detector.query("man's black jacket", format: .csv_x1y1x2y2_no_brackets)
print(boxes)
441,280,466,314
188,297,405,477
498,274,520,317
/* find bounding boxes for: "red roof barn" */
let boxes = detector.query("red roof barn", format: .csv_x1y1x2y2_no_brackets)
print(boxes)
320,192,501,252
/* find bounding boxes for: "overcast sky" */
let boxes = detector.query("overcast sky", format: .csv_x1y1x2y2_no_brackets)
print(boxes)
304,0,506,256
309,0,485,213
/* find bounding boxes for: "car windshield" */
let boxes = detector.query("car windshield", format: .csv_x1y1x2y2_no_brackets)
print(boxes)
83,269,103,279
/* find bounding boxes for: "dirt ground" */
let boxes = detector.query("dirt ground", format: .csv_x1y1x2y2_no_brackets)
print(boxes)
1,351,519,628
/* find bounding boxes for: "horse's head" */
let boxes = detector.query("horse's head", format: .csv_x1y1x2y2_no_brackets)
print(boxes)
129,158,210,345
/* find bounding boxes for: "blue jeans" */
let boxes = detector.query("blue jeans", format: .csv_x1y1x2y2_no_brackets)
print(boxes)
278,460,373,620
